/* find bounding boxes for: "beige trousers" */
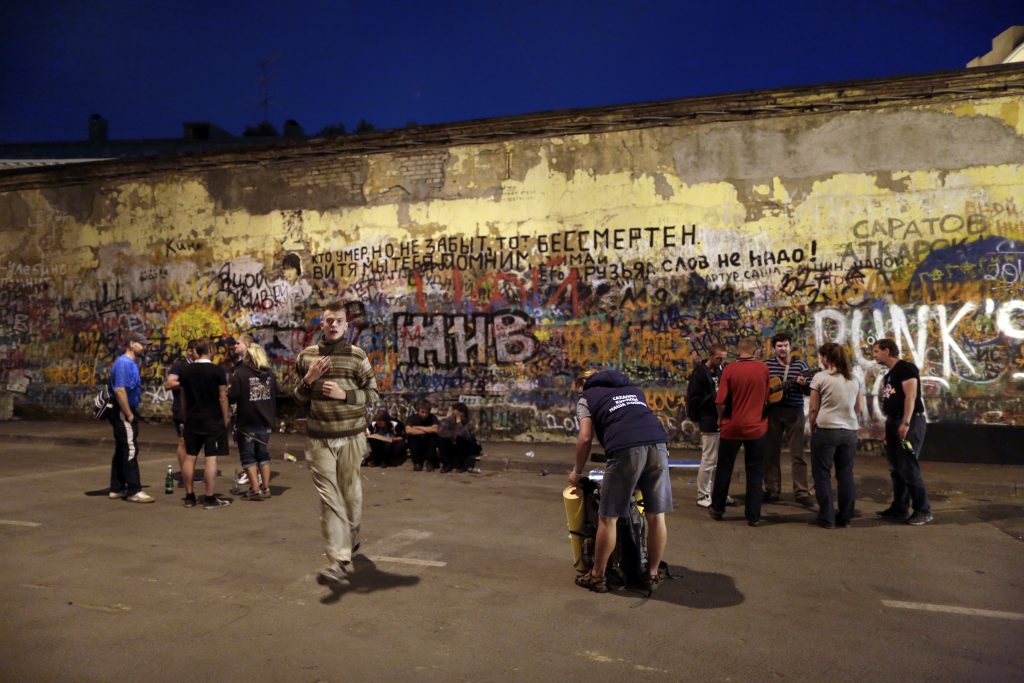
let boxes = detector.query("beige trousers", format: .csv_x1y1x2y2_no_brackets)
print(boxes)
697,432,720,500
306,434,367,564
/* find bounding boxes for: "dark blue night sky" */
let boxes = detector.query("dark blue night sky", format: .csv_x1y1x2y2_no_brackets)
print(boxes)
1,1,1021,142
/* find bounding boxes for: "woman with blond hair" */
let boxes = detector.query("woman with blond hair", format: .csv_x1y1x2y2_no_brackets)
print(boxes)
228,335,278,499
807,343,865,529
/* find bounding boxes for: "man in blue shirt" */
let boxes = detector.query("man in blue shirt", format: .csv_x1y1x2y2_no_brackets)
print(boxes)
108,332,155,503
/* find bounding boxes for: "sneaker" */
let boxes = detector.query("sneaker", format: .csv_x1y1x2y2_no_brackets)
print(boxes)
242,489,262,501
235,472,249,486
796,495,816,509
725,496,738,507
317,562,353,585
203,496,232,509
877,507,907,520
259,487,271,499
108,490,126,499
182,493,197,508
708,508,724,521
696,497,712,508
125,491,154,504
906,511,934,526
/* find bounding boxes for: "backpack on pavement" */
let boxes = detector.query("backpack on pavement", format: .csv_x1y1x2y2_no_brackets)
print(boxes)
571,475,670,592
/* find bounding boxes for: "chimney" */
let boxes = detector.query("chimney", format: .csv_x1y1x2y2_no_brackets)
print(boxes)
88,114,108,142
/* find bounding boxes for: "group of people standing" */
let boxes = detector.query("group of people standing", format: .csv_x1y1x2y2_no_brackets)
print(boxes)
686,333,933,528
167,335,279,507
106,333,278,508
104,299,488,587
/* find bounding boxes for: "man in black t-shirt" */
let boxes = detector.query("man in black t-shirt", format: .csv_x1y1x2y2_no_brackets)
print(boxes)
404,399,440,471
872,338,932,525
164,340,199,487
179,338,232,509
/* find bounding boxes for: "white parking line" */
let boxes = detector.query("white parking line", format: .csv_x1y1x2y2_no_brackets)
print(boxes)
367,555,447,568
882,600,1024,621
0,519,42,527
0,459,176,483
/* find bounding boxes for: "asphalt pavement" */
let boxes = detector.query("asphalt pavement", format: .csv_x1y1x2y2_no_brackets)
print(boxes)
0,419,1022,682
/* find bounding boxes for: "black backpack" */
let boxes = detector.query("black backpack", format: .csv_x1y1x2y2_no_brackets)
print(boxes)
575,476,669,592
92,383,113,420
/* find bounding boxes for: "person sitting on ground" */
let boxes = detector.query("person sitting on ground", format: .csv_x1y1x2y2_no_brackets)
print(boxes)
365,410,407,467
228,336,278,500
405,399,440,471
437,403,482,473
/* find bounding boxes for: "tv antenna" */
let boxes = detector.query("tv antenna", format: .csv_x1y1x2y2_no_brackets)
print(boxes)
257,53,281,123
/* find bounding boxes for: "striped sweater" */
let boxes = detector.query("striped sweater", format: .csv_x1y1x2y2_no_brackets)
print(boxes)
294,339,379,438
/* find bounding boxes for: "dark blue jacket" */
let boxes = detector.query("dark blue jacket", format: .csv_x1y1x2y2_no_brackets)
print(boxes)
582,370,667,456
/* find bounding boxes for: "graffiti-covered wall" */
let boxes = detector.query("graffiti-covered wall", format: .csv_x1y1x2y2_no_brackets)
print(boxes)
2,68,1024,445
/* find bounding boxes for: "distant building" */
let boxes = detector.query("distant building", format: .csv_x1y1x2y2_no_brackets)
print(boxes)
0,116,303,171
967,26,1024,68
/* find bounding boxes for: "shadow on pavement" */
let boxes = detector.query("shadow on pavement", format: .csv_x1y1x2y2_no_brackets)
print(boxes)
608,565,744,609
318,556,421,604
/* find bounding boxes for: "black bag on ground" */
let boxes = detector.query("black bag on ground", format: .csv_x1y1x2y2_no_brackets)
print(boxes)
575,476,660,592
611,496,649,588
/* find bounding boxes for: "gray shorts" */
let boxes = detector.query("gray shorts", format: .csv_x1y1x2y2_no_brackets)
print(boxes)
598,443,673,517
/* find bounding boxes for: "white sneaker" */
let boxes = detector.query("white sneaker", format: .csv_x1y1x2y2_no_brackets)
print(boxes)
726,496,738,506
235,472,249,486
108,491,125,499
126,491,155,504
696,497,712,508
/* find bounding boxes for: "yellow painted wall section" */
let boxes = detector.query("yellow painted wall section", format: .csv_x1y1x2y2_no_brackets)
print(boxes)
1,94,1023,445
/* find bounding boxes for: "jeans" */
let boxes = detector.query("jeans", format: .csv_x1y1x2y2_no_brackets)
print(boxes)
711,435,765,523
439,436,482,471
408,434,439,467
884,415,930,515
810,427,858,525
764,405,809,497
368,437,407,467
236,427,271,467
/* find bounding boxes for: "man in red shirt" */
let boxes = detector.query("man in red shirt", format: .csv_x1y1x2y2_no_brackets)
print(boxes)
710,337,770,526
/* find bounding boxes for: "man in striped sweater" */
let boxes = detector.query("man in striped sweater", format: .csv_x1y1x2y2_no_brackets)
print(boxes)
295,301,379,585
764,331,813,506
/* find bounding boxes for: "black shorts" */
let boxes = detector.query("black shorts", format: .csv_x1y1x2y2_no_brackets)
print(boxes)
184,426,229,457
